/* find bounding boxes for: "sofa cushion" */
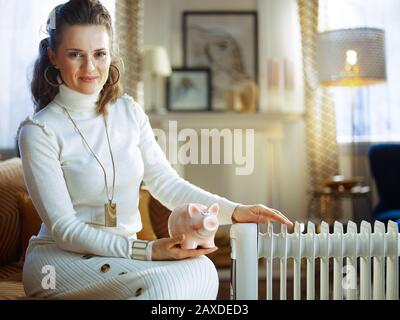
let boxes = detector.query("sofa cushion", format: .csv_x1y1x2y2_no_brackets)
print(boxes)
0,261,23,281
136,187,158,241
0,158,26,265
148,194,171,238
16,192,42,261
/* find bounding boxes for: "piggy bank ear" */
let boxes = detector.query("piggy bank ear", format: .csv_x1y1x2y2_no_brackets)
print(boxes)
208,203,219,215
188,203,202,217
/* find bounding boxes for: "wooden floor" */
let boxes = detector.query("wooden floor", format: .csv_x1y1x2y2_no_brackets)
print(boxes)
218,278,307,300
217,278,324,300
216,266,327,300
216,268,275,300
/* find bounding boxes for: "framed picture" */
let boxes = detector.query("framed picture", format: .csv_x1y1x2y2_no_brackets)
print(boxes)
183,11,258,111
166,68,211,112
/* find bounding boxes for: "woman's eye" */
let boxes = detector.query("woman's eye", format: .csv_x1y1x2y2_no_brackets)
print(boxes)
96,51,107,58
68,51,107,59
69,52,83,58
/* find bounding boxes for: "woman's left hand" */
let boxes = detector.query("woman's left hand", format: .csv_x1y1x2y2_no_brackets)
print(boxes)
231,204,293,226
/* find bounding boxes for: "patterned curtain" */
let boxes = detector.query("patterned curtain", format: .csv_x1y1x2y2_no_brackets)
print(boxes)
115,0,144,103
298,0,339,191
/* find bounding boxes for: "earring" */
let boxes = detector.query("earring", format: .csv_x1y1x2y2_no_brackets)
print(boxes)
44,65,63,87
108,65,120,86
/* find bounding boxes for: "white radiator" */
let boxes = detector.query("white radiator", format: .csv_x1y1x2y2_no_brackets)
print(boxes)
230,220,400,300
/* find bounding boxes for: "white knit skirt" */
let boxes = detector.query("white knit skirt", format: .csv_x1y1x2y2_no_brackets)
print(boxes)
22,237,219,300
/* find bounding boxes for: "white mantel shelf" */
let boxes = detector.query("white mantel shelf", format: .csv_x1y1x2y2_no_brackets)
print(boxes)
148,111,304,130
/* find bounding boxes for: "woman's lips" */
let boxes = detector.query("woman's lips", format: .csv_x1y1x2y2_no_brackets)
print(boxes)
80,76,98,83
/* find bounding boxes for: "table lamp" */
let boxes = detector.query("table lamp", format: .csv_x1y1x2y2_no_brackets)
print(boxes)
316,27,386,174
142,46,172,113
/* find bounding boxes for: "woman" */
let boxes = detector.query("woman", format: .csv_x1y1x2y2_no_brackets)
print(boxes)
18,0,292,300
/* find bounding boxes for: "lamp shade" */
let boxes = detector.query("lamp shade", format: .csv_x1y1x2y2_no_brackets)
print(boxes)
316,28,386,87
142,46,172,77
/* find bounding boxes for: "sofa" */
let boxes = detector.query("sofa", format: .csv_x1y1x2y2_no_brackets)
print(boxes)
0,157,231,299
368,144,400,226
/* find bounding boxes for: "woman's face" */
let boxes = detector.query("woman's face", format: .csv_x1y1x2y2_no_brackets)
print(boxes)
48,25,111,95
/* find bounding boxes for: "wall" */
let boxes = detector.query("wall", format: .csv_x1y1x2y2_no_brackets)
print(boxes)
143,0,308,222
143,0,303,113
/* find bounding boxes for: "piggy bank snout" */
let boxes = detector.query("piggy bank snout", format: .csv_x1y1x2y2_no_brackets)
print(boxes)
202,216,219,232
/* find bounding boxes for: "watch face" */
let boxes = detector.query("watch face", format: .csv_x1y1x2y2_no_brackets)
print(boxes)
131,240,149,260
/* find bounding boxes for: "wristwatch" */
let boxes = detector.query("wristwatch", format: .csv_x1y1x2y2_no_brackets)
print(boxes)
130,240,152,260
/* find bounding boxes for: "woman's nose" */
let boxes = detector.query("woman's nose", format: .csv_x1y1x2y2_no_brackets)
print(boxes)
82,56,96,72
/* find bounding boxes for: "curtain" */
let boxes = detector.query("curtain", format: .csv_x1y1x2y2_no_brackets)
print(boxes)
298,0,339,193
115,0,144,104
0,0,63,149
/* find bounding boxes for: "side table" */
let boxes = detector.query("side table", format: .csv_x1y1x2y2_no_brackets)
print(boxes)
307,186,372,225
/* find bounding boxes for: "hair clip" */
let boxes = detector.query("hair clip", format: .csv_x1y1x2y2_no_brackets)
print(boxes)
49,8,56,30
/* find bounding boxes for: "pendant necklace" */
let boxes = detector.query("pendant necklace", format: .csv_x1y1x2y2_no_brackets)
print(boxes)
56,102,117,227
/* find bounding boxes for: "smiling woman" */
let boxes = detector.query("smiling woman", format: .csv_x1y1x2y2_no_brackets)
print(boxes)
47,25,112,94
16,0,292,301
31,1,122,115
17,0,231,300
0,0,116,149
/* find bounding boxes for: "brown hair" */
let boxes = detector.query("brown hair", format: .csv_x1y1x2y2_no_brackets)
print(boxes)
31,0,123,115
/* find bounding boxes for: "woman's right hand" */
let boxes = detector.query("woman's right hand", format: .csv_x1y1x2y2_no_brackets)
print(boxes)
151,235,218,261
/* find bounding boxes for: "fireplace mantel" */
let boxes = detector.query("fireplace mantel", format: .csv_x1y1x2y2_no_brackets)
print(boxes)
147,111,303,210
148,111,303,130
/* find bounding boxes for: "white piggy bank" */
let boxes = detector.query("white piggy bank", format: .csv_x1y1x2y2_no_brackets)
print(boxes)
168,203,219,249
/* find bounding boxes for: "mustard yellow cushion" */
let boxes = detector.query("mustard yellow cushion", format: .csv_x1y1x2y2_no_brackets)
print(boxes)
137,188,158,241
148,194,171,239
16,192,42,261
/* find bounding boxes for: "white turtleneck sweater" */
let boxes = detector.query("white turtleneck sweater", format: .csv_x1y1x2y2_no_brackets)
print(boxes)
18,85,239,260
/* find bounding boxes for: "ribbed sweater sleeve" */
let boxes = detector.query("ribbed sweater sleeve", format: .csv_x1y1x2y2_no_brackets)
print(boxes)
18,121,132,258
129,99,241,225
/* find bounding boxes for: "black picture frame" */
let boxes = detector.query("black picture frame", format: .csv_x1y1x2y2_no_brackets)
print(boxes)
166,68,211,112
183,11,258,112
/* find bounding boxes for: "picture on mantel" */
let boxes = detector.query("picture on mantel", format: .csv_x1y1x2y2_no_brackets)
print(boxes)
183,11,259,112
166,68,211,112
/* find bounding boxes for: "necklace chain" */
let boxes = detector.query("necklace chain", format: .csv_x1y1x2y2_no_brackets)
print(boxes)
56,102,116,203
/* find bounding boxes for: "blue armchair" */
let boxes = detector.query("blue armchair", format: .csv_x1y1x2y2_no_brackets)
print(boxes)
368,144,400,227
